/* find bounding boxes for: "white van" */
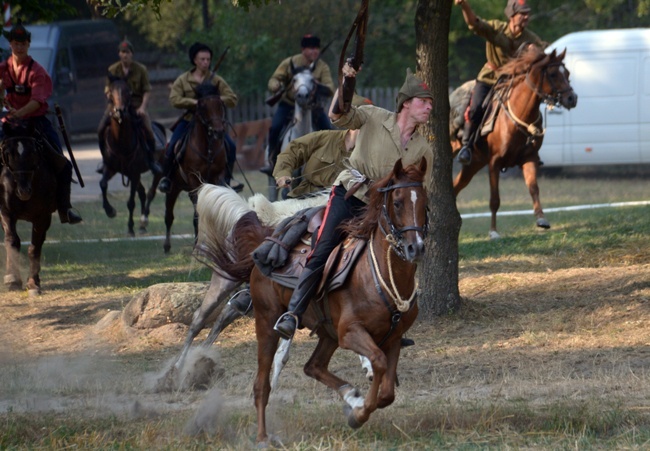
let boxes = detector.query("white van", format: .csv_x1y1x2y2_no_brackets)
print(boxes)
1,20,120,134
541,28,650,167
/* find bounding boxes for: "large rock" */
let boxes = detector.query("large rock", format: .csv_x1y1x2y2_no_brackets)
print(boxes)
121,282,209,329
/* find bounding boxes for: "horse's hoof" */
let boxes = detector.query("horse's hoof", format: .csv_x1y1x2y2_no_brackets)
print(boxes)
127,231,135,238
138,227,147,235
343,405,363,429
4,274,22,291
488,230,501,240
28,287,41,297
105,208,117,218
140,215,149,228
536,218,551,229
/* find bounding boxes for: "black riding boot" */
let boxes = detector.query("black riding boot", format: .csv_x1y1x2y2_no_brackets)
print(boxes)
56,164,82,224
146,137,162,175
457,120,476,166
274,266,324,340
158,156,176,194
228,288,252,315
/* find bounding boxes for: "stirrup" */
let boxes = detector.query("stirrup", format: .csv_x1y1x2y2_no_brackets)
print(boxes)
227,289,252,315
273,312,298,340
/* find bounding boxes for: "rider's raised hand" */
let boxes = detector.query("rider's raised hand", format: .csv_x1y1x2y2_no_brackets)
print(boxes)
275,176,292,188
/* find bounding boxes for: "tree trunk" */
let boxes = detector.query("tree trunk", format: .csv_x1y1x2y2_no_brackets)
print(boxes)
415,0,462,318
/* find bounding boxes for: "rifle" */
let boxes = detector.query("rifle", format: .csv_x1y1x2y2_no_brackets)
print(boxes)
265,39,335,107
333,0,369,115
54,104,84,188
212,46,230,74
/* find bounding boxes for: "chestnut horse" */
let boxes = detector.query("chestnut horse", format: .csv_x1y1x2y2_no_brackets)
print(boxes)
0,131,58,295
215,158,428,445
450,47,578,238
99,77,165,236
162,83,229,253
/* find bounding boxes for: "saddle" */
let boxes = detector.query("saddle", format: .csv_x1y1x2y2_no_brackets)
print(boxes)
251,206,367,293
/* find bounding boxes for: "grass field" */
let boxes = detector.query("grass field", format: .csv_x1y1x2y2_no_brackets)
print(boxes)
0,166,648,449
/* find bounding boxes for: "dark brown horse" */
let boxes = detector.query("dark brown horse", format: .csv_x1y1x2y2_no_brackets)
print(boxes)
450,47,578,238
213,158,428,445
162,83,228,253
99,77,165,236
0,131,58,295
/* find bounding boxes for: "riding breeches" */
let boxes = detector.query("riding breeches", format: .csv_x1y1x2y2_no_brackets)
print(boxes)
305,184,366,272
165,118,236,165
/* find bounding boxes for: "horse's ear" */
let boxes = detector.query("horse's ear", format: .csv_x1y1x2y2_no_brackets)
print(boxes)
393,158,404,176
419,156,427,174
557,47,567,60
549,49,557,59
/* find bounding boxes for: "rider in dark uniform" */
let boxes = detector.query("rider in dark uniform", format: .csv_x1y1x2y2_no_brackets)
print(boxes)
0,21,82,224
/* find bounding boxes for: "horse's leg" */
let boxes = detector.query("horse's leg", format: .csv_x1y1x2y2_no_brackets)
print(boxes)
126,180,138,237
338,322,388,429
163,188,181,253
174,272,242,371
452,162,483,196
522,160,550,229
189,191,199,244
100,171,117,218
25,216,52,296
143,173,161,227
136,180,148,233
376,340,401,409
2,215,22,290
488,165,502,239
252,303,281,445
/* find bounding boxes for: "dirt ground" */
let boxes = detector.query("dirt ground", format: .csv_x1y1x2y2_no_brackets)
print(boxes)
1,260,649,432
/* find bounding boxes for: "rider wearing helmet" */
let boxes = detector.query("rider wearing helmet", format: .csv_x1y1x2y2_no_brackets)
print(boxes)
455,0,545,165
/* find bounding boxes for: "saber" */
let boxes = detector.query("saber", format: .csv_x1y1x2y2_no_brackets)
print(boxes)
54,104,84,188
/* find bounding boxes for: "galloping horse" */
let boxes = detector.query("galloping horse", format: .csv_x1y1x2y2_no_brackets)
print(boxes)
99,77,165,236
267,61,323,201
450,47,578,238
215,158,428,445
0,127,58,295
162,82,229,253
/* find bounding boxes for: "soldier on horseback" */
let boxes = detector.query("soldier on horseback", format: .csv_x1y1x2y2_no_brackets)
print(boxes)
97,38,162,176
158,42,240,194
273,65,433,341
455,0,545,165
0,21,82,225
261,34,335,176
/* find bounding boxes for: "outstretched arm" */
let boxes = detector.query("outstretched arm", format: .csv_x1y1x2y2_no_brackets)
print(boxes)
455,0,478,27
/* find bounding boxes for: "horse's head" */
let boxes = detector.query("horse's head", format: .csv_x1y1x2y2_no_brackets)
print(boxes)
107,75,132,124
530,48,578,110
289,59,317,110
355,157,429,264
0,136,40,201
195,82,226,141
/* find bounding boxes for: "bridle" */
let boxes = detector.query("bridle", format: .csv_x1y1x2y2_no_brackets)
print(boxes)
0,136,40,180
525,59,573,108
292,70,318,110
108,82,132,125
376,180,429,261
191,94,228,164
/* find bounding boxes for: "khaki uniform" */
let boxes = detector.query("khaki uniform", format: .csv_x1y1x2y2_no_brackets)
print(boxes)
170,70,238,120
267,54,334,105
470,18,544,85
333,105,432,202
273,129,350,198
105,61,151,109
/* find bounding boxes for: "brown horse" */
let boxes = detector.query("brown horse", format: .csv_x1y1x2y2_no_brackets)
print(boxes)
99,77,165,236
450,47,578,239
0,131,58,295
162,83,228,253
213,158,428,445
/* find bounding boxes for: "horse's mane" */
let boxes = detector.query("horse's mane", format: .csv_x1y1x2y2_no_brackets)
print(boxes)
196,81,220,99
342,162,426,240
497,45,547,79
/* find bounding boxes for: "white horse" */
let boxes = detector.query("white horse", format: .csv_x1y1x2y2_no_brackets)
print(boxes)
267,61,323,201
154,184,330,390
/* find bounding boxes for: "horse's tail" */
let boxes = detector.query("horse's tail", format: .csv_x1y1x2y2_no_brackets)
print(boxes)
194,184,267,281
247,190,330,226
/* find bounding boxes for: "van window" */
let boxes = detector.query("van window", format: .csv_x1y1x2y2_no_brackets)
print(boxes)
71,43,112,78
574,57,636,97
27,48,53,72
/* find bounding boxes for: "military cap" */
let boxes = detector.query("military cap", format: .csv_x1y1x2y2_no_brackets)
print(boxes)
5,20,31,43
396,68,433,112
300,34,320,48
505,0,531,18
189,42,212,66
118,37,134,53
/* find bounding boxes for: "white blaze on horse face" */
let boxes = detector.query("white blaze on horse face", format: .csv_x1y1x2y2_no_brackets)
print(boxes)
410,189,424,242
17,141,25,157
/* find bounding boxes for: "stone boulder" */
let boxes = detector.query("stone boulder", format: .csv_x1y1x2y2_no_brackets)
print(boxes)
121,282,209,330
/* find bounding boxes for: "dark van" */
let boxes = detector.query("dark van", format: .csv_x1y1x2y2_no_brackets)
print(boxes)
1,19,120,134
